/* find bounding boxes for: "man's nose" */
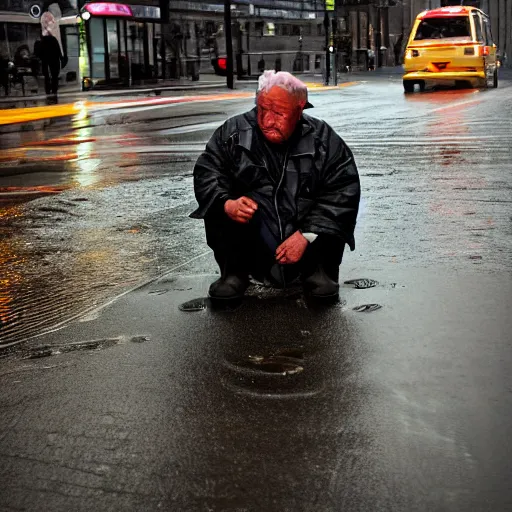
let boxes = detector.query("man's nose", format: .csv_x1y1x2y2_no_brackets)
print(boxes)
262,112,274,128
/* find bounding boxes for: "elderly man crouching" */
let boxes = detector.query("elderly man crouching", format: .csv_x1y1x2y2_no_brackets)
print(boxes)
190,70,361,301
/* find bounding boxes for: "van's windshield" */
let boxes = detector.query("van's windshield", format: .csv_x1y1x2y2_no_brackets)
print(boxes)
414,17,471,40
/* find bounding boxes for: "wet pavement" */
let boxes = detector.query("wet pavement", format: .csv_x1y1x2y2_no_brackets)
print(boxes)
1,77,511,347
0,74,512,510
1,270,511,510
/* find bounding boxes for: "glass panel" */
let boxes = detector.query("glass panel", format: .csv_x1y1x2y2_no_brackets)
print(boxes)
64,25,79,82
414,17,471,41
90,18,105,79
118,20,128,79
147,23,154,66
472,12,484,42
483,17,493,45
106,19,119,79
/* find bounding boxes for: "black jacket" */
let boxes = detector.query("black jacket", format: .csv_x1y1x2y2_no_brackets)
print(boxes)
37,35,63,68
191,108,360,250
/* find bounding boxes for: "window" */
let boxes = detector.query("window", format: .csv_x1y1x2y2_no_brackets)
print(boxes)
471,12,483,42
315,54,321,69
302,24,311,36
255,21,264,37
90,18,106,78
264,22,275,36
205,21,216,36
281,24,289,36
482,16,493,45
317,24,324,36
414,16,471,40
292,25,301,36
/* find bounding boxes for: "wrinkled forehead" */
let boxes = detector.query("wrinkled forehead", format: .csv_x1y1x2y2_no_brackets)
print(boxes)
257,86,302,112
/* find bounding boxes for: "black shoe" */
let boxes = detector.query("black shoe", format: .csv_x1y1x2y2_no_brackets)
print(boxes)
208,274,249,300
302,267,339,299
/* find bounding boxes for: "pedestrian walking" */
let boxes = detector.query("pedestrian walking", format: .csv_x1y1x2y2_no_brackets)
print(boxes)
191,70,361,302
37,12,65,96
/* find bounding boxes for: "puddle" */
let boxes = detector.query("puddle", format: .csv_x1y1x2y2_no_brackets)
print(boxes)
24,337,119,359
179,298,208,312
148,289,171,296
130,335,150,343
178,297,242,312
220,346,327,398
220,379,321,399
233,348,305,376
353,304,382,313
344,278,379,289
236,355,304,376
241,358,304,376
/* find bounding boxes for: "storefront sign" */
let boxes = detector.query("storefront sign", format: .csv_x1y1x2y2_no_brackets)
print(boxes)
84,3,133,17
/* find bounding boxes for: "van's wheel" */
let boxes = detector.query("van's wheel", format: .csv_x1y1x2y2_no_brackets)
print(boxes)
418,80,426,92
493,69,498,88
403,80,414,93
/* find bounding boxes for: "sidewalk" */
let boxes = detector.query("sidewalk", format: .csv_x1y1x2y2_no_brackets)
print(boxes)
0,266,511,510
0,74,248,110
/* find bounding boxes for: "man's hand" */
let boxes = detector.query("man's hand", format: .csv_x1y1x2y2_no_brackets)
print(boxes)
276,231,308,265
224,196,258,224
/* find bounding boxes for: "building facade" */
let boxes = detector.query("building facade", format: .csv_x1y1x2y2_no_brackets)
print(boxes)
163,1,332,78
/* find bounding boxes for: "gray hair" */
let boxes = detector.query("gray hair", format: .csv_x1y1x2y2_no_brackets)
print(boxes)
257,70,308,104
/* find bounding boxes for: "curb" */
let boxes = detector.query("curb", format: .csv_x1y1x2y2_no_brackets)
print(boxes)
0,81,259,108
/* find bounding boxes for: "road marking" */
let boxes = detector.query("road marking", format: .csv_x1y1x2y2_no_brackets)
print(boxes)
0,103,81,125
0,82,362,126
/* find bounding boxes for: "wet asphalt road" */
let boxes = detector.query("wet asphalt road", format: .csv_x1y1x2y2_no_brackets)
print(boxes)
0,76,512,511
1,77,511,346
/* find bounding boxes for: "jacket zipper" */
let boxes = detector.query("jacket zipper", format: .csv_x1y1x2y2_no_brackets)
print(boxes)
274,150,289,289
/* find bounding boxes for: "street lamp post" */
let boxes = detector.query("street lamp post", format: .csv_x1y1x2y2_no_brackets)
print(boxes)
324,10,330,85
224,0,234,89
159,0,169,79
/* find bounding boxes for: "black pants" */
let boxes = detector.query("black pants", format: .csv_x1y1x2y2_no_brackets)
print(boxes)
42,62,60,95
204,210,344,288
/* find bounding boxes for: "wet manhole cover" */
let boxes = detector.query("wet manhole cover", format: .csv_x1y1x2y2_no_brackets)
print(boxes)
353,304,382,313
344,278,379,289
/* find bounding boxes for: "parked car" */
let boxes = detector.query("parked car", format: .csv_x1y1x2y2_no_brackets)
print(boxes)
402,5,498,93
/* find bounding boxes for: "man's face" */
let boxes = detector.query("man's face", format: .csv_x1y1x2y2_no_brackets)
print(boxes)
257,86,304,144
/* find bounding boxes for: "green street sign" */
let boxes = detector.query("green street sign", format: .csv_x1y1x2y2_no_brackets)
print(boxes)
326,0,335,10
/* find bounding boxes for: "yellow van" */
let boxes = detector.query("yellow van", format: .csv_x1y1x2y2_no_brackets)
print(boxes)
403,6,498,93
